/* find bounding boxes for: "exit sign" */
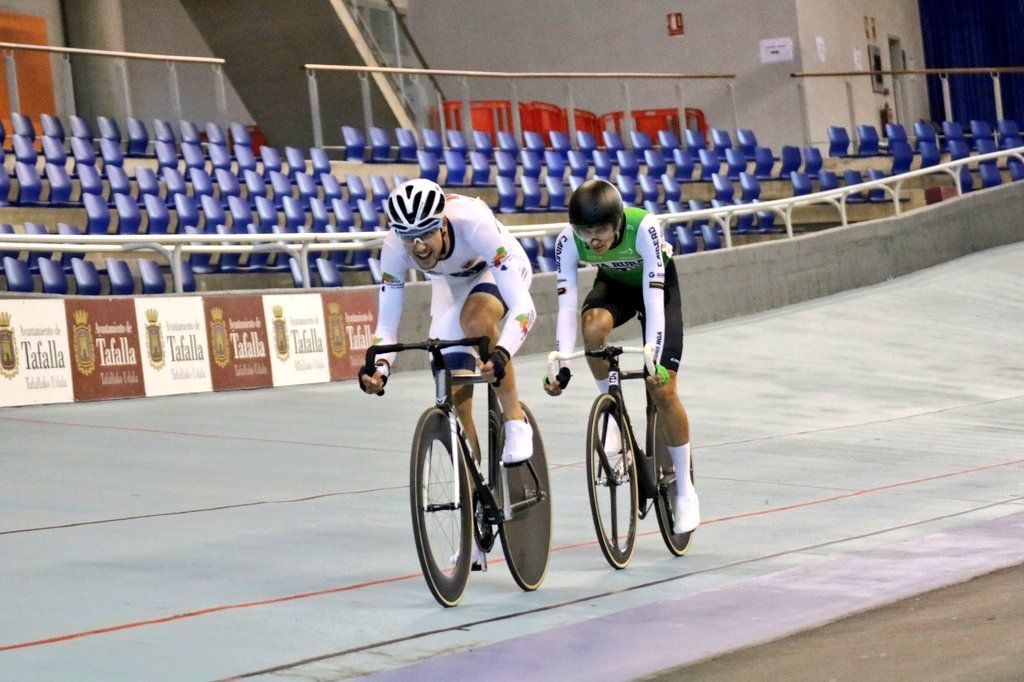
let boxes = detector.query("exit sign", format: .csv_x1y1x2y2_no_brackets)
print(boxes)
667,12,684,36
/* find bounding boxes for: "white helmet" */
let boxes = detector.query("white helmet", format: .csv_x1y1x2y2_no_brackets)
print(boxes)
385,179,446,237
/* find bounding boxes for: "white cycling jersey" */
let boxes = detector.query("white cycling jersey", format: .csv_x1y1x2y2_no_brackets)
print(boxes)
371,194,535,370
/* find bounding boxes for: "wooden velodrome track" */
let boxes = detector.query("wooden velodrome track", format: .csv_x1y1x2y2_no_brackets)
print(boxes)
2,243,1022,680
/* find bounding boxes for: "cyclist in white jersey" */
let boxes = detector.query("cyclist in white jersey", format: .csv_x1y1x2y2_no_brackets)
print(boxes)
360,179,537,469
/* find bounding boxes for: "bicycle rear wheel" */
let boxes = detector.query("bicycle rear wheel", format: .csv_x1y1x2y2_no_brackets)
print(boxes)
585,393,638,569
652,412,695,557
410,406,473,607
499,403,552,591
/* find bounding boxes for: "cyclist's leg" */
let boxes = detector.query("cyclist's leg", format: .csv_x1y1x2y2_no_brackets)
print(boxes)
460,288,525,423
429,278,481,459
582,272,639,393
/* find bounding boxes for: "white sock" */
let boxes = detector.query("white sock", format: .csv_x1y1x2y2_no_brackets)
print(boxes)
596,377,610,394
669,443,695,495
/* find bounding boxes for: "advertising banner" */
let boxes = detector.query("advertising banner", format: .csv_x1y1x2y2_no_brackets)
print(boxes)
320,289,378,381
203,295,273,391
0,299,74,407
66,298,146,401
261,293,330,386
134,297,213,397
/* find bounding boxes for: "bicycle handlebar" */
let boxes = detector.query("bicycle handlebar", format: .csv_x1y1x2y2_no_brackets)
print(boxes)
362,336,492,385
547,343,656,381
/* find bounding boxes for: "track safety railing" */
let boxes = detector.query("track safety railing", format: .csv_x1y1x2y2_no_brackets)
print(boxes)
0,41,228,124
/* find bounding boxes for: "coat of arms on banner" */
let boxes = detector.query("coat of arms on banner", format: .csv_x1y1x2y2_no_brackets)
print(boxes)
72,310,96,376
327,302,347,358
145,309,165,370
272,305,289,362
0,311,17,379
210,308,230,368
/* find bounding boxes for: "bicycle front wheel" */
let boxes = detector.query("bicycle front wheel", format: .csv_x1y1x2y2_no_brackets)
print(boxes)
410,406,473,607
652,411,695,557
585,393,638,569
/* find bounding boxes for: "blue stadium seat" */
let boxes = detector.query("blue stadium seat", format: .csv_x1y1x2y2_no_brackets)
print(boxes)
284,146,305,178
518,236,540,270
675,225,698,254
71,257,101,295
106,258,135,295
947,138,970,161
1008,156,1024,182
38,257,67,294
174,193,201,231
661,173,681,203
340,126,364,162
0,166,9,207
469,151,491,186
818,170,839,192
144,194,170,234
242,169,267,205
45,164,72,205
216,168,242,202
697,148,720,180
307,196,328,233
97,116,121,147
644,149,667,178
139,258,167,293
205,122,227,148
21,223,50,273
736,129,758,159
369,126,393,162
260,146,283,178
230,123,251,148
472,131,495,161
790,171,812,196
209,143,232,173
802,146,823,179
969,120,995,152
710,128,732,158
269,170,292,209
309,147,331,177
997,119,1023,149
40,114,64,142
827,126,851,157
520,150,542,179
602,130,625,154
568,150,589,185
672,148,694,181
446,129,468,157
979,160,1002,189
316,257,344,287
536,255,556,273
685,129,706,161
913,121,937,152
638,174,659,206
295,172,317,208
154,140,178,171
725,148,747,180
42,136,66,167
777,146,801,179
576,131,597,156
918,141,941,168
114,193,141,234
417,150,440,182
77,163,103,198
11,112,34,138
658,129,681,155
84,193,110,234
941,121,965,153
13,135,37,166
616,174,638,207
544,150,566,180
134,167,159,199
495,175,517,213
545,175,566,211
356,197,380,230
889,141,913,175
592,150,612,180
443,150,469,185
321,172,343,202
866,169,890,202
711,173,734,203
281,195,305,232
616,150,639,180
630,130,652,154
738,172,761,203
71,115,95,142
699,223,722,250
3,256,32,292
235,144,258,176
0,224,17,264
520,176,543,212
368,175,389,211
886,123,909,148
856,125,882,155
179,120,202,146
497,130,519,156
201,194,227,232
495,150,516,179
524,130,546,154
107,165,131,198
15,162,42,204
189,167,215,198
421,128,443,157
843,169,866,203
753,147,774,179
549,130,571,159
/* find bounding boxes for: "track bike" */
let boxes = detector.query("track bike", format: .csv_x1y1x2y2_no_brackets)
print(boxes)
364,337,551,606
548,344,694,568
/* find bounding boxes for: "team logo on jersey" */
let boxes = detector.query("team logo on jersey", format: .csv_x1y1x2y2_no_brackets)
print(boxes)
72,310,96,376
515,311,534,338
272,305,289,362
0,311,17,379
144,308,165,370
492,246,509,268
326,302,347,359
209,308,230,368
370,336,383,346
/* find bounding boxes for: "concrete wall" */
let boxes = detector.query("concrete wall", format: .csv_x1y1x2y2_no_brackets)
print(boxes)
404,0,805,151
385,183,1024,372
0,0,67,114
61,0,252,126
794,0,929,146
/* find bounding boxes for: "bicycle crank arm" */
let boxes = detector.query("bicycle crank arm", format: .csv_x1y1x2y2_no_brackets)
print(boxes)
425,503,460,512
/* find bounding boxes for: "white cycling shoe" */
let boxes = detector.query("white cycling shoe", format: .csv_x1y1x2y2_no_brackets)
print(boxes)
501,418,533,465
672,487,700,534
451,541,488,572
602,418,623,456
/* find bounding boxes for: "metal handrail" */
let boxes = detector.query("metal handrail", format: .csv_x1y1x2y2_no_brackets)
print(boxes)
792,66,1024,78
304,64,736,80
0,41,224,64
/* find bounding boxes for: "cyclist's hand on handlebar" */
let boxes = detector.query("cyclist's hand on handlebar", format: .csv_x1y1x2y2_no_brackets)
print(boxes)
359,365,388,395
645,363,671,390
478,346,510,385
543,366,571,396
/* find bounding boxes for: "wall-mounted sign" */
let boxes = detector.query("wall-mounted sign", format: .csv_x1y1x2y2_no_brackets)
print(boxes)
759,37,794,64
667,12,684,36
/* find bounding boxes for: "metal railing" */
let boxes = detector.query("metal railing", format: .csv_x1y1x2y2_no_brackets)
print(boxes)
0,41,228,124
2,146,1021,292
303,63,736,149
791,66,1024,147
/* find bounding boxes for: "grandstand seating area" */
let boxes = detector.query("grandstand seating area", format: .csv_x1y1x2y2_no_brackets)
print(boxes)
2,111,1023,295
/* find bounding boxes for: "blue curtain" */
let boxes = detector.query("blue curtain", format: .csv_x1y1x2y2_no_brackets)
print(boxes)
918,0,1024,124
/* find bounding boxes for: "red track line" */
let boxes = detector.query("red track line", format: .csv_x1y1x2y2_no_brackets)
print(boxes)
2,455,1022,654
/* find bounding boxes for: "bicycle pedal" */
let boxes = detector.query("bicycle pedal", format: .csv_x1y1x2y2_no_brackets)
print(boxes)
471,559,487,572
501,459,529,468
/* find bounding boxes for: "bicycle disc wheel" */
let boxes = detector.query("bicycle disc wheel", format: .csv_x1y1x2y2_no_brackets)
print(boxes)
652,411,695,557
585,393,638,569
410,406,473,607
499,403,552,591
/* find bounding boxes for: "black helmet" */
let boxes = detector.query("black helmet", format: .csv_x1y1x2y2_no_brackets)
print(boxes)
568,179,624,239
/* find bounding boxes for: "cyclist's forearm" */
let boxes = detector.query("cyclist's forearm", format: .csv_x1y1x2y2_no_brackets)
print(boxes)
555,293,578,365
493,259,535,357
642,284,666,366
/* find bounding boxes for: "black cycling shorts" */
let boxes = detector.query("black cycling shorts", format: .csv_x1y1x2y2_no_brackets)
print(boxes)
581,259,684,372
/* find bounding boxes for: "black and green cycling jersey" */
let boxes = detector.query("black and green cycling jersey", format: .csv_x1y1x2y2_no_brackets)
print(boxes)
570,207,670,287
